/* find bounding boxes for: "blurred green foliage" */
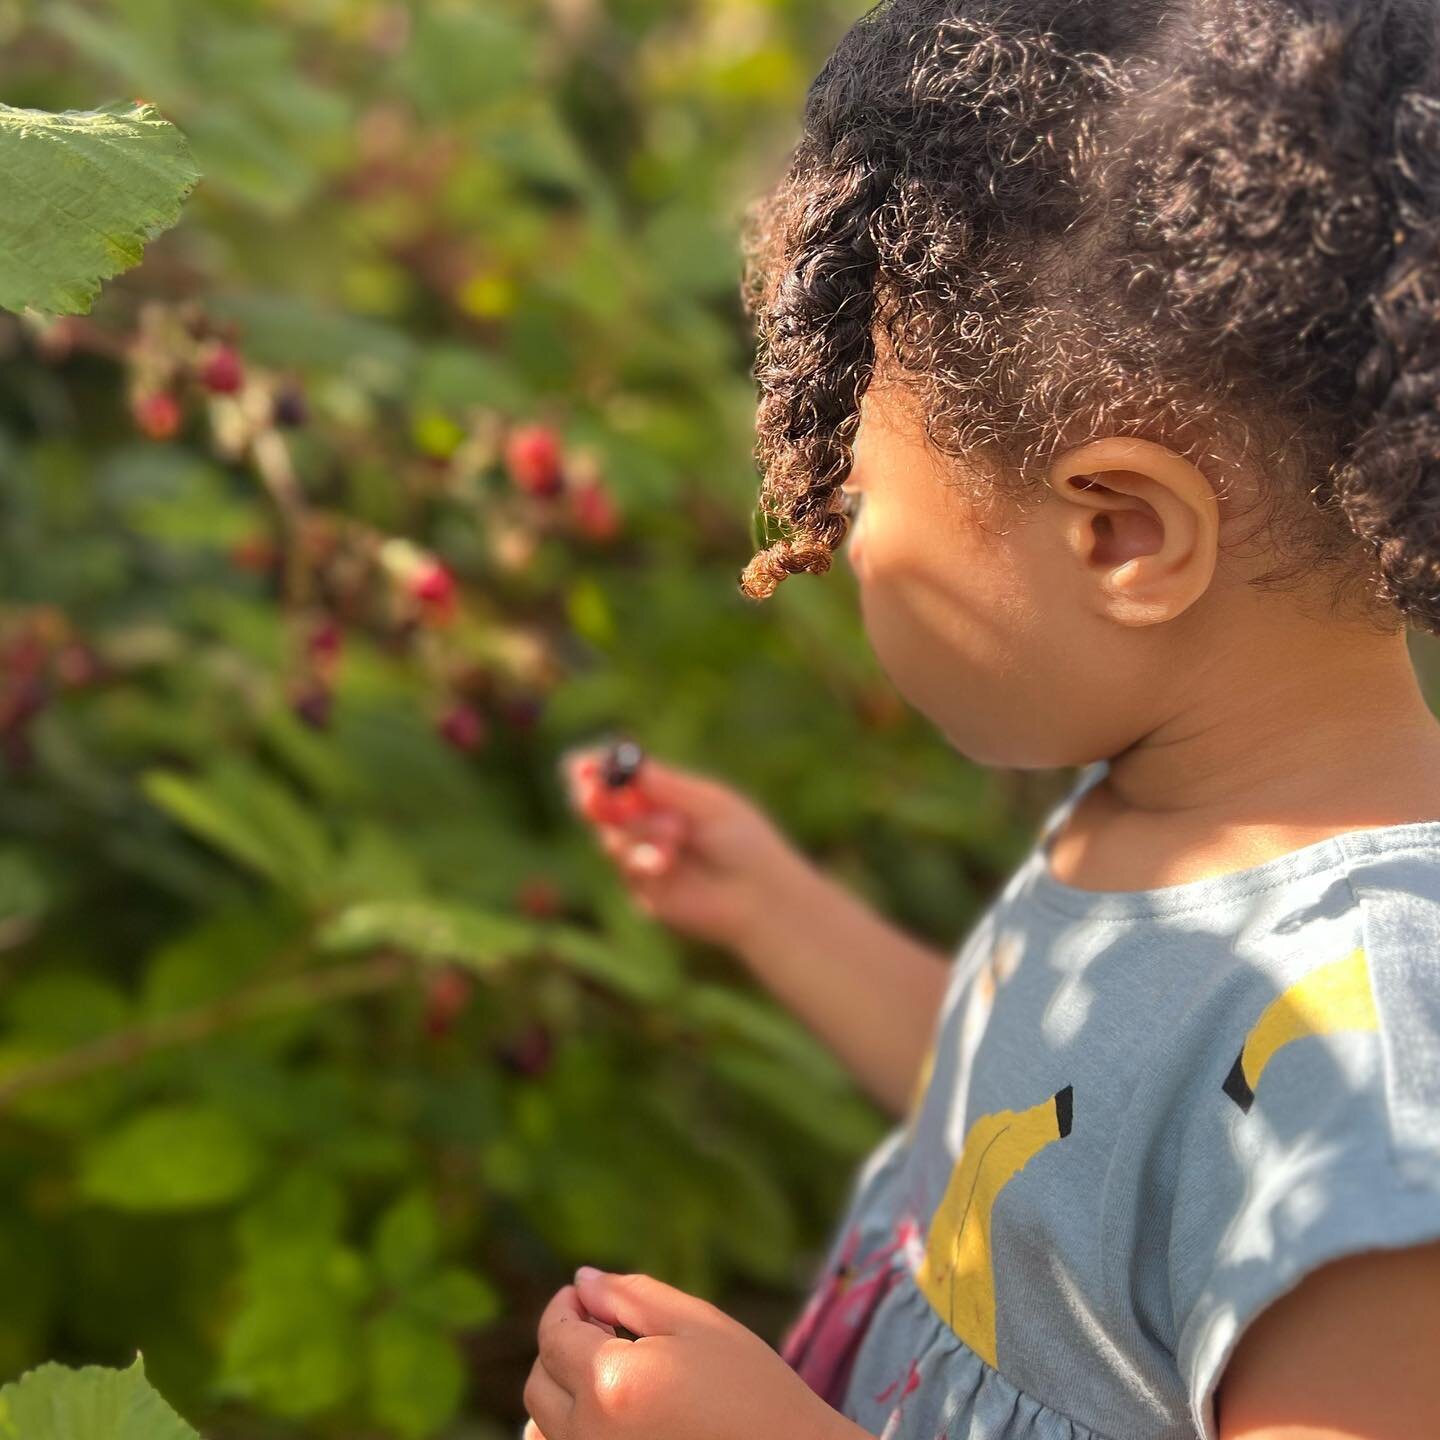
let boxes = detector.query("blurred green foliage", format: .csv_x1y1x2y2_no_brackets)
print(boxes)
0,1,1060,1436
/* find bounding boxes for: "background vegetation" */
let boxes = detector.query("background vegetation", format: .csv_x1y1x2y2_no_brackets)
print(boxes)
0,2,1048,1435
3,2,1439,1437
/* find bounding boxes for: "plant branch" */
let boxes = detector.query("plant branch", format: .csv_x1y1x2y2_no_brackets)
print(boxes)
0,951,412,1110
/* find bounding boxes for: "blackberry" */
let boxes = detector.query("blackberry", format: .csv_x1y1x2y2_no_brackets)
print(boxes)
272,383,309,429
600,737,643,788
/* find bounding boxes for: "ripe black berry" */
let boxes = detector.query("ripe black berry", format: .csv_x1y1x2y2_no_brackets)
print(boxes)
292,680,333,731
272,383,309,429
601,737,643,789
497,1022,554,1077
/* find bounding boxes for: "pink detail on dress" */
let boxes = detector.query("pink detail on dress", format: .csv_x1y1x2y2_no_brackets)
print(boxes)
876,1357,925,1440
779,1220,909,1410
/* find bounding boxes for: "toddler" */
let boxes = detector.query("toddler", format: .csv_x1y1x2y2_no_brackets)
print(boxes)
523,1,1440,1437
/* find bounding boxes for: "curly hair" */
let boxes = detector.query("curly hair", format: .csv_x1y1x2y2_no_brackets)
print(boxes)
736,0,1440,636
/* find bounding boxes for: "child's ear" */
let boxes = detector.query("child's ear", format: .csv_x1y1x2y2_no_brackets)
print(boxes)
1044,437,1221,626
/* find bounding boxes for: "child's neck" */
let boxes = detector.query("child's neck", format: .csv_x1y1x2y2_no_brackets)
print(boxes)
1048,621,1440,893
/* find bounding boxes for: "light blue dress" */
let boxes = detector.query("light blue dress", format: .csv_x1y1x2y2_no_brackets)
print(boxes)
779,759,1440,1439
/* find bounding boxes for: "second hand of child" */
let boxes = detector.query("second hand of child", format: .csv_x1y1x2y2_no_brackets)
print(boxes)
521,1268,875,1440
560,740,953,1117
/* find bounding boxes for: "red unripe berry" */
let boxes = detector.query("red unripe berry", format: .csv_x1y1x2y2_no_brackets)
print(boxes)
230,534,279,574
134,391,183,442
517,875,563,920
571,476,621,542
570,739,657,825
424,967,473,1038
505,424,565,498
579,781,652,826
55,642,102,689
308,618,344,668
200,344,245,395
438,702,487,753
408,558,458,625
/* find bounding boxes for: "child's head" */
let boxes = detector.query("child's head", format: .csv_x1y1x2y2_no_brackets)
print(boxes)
736,0,1440,767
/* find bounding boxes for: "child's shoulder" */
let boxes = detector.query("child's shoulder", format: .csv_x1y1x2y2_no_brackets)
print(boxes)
1171,825,1440,1114
1165,832,1440,1439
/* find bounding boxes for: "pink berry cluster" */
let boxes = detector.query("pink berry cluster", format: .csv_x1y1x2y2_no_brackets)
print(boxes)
502,423,620,544
0,612,105,774
125,302,307,446
25,301,624,758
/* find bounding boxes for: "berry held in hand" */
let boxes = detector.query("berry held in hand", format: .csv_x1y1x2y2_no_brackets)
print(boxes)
572,735,655,825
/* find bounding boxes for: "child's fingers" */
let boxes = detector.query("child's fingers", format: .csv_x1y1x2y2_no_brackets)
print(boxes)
628,756,736,819
521,1359,572,1440
536,1284,613,1394
595,813,687,877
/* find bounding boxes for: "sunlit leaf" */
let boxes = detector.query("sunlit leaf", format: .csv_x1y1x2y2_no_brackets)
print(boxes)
79,1103,262,1211
0,102,199,316
373,1189,438,1287
405,1268,502,1330
318,900,538,971
364,1310,464,1440
0,1357,199,1440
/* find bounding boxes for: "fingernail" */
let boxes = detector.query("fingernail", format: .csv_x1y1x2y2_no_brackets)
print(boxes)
575,1265,602,1283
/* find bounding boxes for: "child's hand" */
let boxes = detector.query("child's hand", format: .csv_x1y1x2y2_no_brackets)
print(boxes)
560,743,814,953
521,1267,857,1440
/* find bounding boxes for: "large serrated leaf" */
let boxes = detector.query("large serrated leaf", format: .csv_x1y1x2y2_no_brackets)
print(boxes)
0,1356,199,1440
0,102,200,317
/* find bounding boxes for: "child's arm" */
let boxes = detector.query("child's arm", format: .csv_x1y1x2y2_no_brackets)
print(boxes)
564,746,951,1118
726,852,951,1119
1216,1238,1440,1438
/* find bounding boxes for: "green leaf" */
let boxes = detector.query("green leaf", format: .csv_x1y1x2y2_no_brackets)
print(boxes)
238,1170,346,1255
400,10,536,120
6,971,130,1044
141,901,300,1018
221,1173,368,1416
373,1189,438,1287
0,103,199,317
705,1047,887,1157
0,1357,199,1440
678,982,851,1087
143,761,335,904
545,899,684,1003
405,1268,501,1330
364,1310,465,1440
222,1270,364,1418
0,848,51,939
80,1103,262,1212
318,900,537,972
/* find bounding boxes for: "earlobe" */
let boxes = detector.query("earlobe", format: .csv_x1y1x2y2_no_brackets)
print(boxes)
1047,438,1220,626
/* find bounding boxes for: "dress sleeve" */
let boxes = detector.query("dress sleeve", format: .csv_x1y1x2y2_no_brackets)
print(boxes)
1169,852,1440,1440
